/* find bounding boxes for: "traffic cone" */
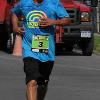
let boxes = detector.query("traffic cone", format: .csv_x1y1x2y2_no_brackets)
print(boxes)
12,34,22,56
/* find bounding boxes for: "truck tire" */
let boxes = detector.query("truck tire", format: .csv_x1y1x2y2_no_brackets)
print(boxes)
55,44,63,55
65,45,73,52
82,37,94,56
64,42,74,52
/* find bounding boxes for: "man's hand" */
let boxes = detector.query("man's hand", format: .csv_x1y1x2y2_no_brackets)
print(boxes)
13,27,24,35
39,17,71,28
39,17,55,27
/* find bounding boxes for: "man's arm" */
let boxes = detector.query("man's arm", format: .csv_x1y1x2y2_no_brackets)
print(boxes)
52,17,71,26
12,13,24,34
39,17,71,27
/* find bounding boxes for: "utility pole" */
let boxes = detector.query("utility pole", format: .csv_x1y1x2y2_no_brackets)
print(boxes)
97,0,100,33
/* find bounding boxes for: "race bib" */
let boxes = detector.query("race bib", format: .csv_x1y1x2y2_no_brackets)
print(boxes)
31,35,49,53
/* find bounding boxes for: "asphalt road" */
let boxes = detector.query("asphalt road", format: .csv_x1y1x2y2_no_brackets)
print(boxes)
0,51,100,100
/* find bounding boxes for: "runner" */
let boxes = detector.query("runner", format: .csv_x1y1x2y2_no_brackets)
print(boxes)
11,0,70,100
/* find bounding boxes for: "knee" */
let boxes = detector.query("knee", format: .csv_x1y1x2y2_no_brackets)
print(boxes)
27,80,37,88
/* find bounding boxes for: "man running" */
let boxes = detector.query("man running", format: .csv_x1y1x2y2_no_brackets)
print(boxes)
11,0,70,100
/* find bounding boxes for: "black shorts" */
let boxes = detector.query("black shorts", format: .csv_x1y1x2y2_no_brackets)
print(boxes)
23,57,54,85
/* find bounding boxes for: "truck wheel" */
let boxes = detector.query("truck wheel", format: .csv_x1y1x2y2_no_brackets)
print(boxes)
65,45,73,52
55,44,63,55
64,43,74,52
82,37,94,56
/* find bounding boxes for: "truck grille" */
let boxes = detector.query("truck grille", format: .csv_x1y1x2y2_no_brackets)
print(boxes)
66,8,80,25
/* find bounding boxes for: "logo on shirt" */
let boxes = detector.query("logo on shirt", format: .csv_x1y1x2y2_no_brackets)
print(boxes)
26,10,47,28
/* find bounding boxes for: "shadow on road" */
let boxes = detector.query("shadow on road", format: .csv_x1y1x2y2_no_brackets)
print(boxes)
55,49,83,56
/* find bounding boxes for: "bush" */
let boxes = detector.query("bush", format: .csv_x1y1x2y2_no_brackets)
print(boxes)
94,34,100,53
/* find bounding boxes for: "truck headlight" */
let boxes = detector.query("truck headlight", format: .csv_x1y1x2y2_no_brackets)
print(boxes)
81,12,91,22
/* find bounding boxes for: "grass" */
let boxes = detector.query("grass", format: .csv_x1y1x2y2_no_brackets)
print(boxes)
94,34,100,53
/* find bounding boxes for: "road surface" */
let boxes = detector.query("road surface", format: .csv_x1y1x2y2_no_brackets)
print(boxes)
0,51,100,100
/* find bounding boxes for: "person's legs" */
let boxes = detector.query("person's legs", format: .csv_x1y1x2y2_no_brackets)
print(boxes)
26,80,37,100
23,57,41,100
23,57,54,100
37,85,48,100
37,61,54,100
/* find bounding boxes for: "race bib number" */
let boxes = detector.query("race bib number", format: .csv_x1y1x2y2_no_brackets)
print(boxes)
31,35,49,53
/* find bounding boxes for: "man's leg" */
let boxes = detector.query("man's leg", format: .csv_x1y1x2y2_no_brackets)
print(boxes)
23,57,41,100
26,80,37,100
37,84,48,100
37,61,54,100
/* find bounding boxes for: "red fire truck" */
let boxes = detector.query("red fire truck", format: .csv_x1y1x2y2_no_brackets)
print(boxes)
56,0,98,56
0,0,98,56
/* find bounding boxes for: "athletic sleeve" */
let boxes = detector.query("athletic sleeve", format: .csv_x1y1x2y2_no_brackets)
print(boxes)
11,2,22,16
55,1,69,18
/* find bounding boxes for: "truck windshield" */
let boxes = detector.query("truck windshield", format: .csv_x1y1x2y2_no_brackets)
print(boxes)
75,0,83,2
76,0,92,6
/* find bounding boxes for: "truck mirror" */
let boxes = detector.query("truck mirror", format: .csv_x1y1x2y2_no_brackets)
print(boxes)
91,0,98,7
83,0,98,7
